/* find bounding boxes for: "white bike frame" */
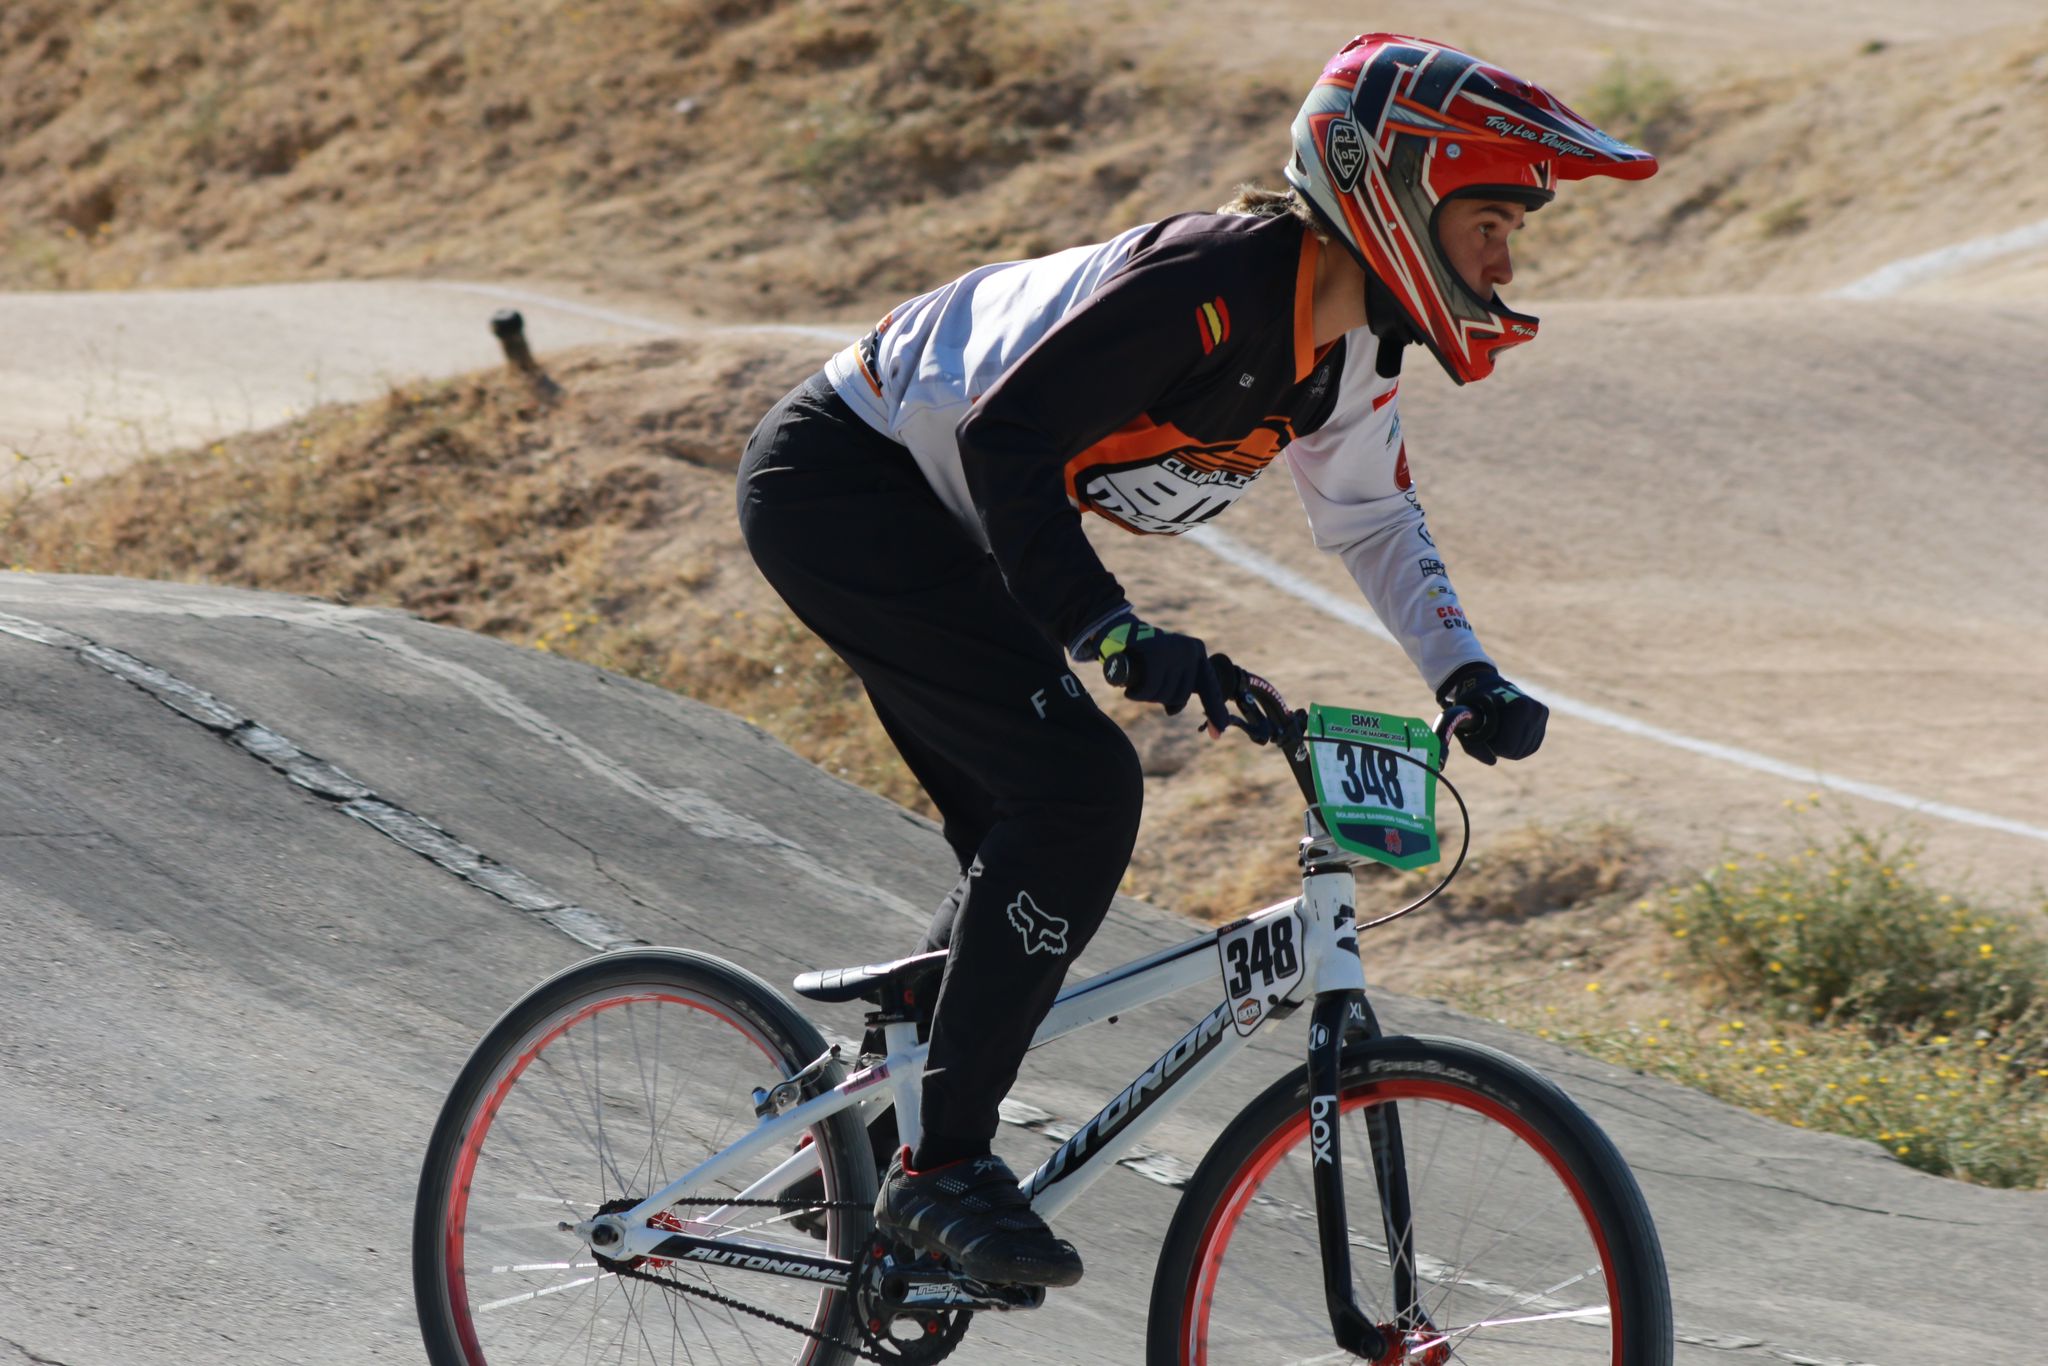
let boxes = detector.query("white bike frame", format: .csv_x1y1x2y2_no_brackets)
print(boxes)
583,859,1368,1264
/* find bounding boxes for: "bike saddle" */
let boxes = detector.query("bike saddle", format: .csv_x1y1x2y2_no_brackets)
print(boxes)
792,949,948,1011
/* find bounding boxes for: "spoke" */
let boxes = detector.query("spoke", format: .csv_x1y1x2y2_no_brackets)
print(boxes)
629,1002,661,1194
1418,1159,1607,1335
656,1281,697,1366
448,985,859,1366
479,1273,602,1313
1400,1111,1543,1332
674,1290,730,1366
550,1013,632,1201
592,1004,612,1203
1453,1302,1613,1331
535,1044,628,1199
621,1272,672,1366
596,1273,632,1366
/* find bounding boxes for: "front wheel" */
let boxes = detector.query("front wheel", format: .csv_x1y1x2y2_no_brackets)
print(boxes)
1148,1035,1672,1365
413,948,879,1366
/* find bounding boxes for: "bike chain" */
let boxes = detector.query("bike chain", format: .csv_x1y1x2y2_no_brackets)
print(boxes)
602,1197,898,1365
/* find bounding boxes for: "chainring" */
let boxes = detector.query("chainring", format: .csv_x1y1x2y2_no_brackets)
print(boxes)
850,1237,976,1364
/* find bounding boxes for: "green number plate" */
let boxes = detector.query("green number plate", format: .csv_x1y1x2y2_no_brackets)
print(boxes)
1304,704,1441,870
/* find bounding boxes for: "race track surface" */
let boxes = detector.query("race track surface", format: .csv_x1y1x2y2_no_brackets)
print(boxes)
4,574,2044,1366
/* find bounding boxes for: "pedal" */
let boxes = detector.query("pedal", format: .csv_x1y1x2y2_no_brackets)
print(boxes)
953,1277,1046,1312
890,1260,1046,1313
852,1239,1042,1363
868,1241,1049,1313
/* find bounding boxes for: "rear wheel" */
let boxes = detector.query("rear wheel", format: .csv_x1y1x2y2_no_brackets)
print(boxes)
1149,1035,1672,1365
414,948,878,1366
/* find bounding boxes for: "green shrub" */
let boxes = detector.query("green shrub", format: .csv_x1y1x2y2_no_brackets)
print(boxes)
1581,1005,2048,1188
1461,826,2048,1187
1661,830,2048,1051
1581,57,1683,140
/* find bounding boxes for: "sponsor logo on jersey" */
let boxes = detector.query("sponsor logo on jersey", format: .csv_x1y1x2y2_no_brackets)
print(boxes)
1197,296,1232,354
1072,418,1298,535
1418,558,1447,579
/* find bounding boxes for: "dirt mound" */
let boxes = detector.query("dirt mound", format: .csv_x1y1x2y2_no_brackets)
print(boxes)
1530,21,2048,298
7,1,2045,316
0,0,1290,316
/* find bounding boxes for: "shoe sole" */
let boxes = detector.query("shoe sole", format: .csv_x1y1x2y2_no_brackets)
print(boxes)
875,1214,1083,1289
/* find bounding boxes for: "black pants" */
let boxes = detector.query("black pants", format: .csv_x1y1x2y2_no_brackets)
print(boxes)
737,373,1143,1164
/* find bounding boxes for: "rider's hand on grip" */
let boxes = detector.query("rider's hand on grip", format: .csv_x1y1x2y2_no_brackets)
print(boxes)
1097,616,1228,730
1435,663,1548,766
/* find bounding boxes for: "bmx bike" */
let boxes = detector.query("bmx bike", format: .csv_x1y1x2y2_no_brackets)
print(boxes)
413,660,1673,1364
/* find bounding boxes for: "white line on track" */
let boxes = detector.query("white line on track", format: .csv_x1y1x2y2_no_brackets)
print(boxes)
1188,528,2048,846
407,277,2048,846
1829,216,2048,298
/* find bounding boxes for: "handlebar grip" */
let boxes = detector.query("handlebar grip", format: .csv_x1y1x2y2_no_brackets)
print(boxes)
1103,652,1136,690
1207,652,1245,698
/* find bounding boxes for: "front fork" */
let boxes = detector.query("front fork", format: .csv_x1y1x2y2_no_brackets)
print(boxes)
1307,990,1390,1361
1300,858,1424,1361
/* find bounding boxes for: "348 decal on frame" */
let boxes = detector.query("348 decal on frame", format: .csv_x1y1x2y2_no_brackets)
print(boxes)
1216,909,1307,1036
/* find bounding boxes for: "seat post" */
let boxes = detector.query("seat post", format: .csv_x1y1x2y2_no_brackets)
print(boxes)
865,964,935,1156
878,1018,925,1155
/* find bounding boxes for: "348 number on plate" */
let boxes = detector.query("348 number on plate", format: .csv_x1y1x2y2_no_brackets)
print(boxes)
1322,740,1412,811
1216,910,1306,1036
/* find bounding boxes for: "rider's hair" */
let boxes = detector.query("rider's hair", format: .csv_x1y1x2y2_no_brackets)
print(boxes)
1216,184,1324,238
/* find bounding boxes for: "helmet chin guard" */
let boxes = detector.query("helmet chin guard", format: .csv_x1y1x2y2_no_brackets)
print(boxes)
1286,33,1656,383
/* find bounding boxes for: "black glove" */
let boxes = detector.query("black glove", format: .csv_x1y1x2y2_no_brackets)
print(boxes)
1096,616,1227,726
1436,663,1548,766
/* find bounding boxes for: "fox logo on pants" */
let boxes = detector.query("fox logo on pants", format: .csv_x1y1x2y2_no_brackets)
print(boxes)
1006,890,1069,956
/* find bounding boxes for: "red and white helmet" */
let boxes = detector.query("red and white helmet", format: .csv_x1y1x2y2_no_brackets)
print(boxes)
1286,34,1657,383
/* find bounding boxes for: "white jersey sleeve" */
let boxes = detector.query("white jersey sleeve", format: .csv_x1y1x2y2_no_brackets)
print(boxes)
1281,335,1494,693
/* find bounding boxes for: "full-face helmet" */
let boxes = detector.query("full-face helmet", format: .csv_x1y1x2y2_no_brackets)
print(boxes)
1286,34,1657,382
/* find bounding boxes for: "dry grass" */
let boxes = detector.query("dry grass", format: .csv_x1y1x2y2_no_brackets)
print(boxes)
1,333,933,816
8,1,2045,312
0,327,1679,925
0,0,1295,315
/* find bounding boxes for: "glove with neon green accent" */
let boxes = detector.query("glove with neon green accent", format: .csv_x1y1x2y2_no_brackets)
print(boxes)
1436,663,1547,766
1097,616,1228,726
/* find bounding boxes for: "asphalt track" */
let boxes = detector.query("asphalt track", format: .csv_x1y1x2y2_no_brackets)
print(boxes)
4,574,2045,1366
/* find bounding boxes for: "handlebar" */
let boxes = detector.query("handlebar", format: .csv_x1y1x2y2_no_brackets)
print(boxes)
1104,649,1477,919
1102,651,1496,767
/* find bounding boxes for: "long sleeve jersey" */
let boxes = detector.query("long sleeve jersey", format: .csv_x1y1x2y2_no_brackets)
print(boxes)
823,210,1494,692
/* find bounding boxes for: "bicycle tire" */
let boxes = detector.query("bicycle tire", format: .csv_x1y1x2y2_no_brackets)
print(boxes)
414,947,878,1366
1147,1034,1672,1365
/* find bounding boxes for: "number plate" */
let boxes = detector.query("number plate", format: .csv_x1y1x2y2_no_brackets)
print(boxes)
1215,908,1305,1036
1304,704,1441,870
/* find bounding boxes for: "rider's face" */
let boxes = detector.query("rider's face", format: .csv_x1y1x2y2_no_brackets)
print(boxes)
1436,197,1526,300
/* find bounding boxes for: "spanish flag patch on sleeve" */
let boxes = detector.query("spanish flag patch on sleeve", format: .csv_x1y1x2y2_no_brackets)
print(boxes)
1196,296,1231,354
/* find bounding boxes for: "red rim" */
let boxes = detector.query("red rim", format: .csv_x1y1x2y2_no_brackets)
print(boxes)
1179,1078,1624,1364
442,988,808,1366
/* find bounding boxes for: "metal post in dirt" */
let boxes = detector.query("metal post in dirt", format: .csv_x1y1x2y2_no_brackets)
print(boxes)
489,309,564,402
